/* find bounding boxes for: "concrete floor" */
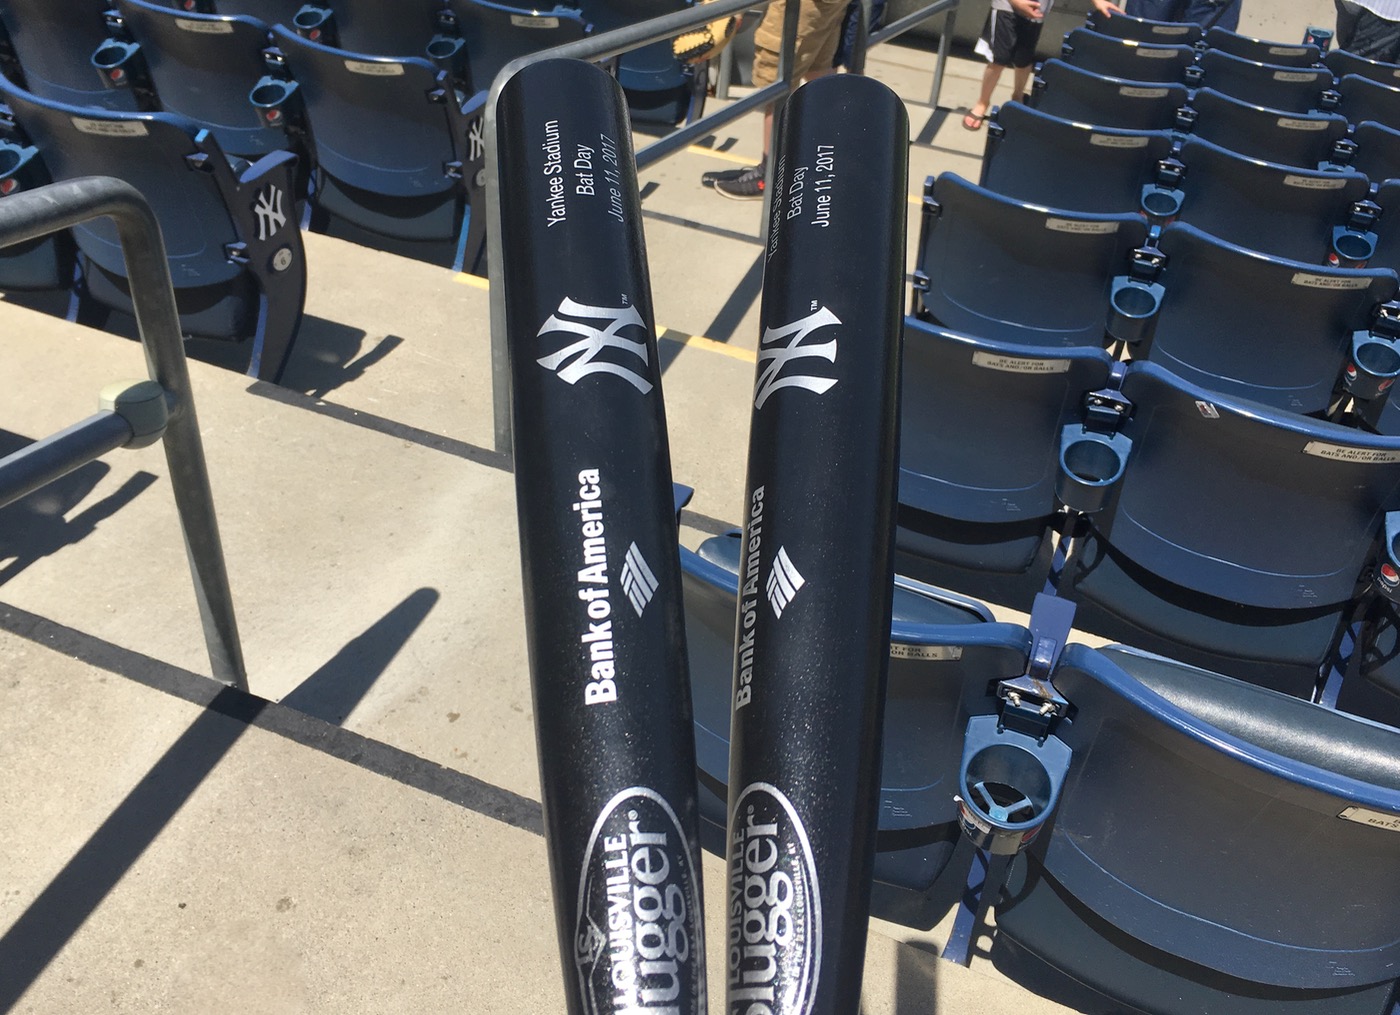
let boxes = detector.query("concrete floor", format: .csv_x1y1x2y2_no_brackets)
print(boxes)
0,2,1344,1011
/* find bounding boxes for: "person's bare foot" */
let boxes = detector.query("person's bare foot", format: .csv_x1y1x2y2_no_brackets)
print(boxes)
963,104,989,131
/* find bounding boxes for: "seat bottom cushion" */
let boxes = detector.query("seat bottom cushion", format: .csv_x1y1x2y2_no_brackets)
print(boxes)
316,172,461,243
81,255,257,341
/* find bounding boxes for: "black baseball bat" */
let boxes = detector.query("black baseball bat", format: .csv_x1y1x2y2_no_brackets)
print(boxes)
725,75,908,1015
499,59,706,1015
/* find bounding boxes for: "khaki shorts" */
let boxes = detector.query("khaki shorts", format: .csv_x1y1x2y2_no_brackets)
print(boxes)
752,0,850,87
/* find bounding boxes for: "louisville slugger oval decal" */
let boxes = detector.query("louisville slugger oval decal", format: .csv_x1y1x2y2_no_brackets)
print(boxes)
728,783,822,1014
575,788,703,1014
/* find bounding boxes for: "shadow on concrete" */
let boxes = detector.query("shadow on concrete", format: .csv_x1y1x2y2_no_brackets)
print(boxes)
894,938,943,1013
274,317,399,399
702,250,765,345
0,429,158,587
280,587,439,724
0,592,541,1013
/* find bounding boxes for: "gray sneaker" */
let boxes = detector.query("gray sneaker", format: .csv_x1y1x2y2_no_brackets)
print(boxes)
713,163,765,200
701,164,757,188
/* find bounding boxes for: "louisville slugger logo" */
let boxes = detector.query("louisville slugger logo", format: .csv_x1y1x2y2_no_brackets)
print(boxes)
753,306,840,409
537,297,654,393
766,546,804,619
621,542,658,617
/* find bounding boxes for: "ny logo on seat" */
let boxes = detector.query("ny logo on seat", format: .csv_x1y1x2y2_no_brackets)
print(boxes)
753,306,840,409
253,185,286,241
536,297,653,393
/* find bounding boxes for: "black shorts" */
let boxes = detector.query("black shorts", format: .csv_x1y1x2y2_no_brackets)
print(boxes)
981,8,1044,68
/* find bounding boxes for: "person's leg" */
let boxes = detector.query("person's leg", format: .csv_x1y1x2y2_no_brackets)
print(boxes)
1010,63,1033,103
1008,14,1042,104
1347,6,1400,61
967,61,1006,127
1335,0,1363,51
1181,0,1239,31
1123,0,1180,20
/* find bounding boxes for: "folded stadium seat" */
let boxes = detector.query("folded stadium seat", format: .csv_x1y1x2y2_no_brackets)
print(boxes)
1083,9,1202,46
1154,136,1374,264
213,0,307,24
1135,221,1400,417
0,76,307,381
982,102,1175,214
679,526,1023,926
0,0,152,110
1348,119,1400,184
1338,72,1400,130
1062,361,1400,697
115,0,312,191
573,0,703,127
1202,25,1321,68
1369,179,1400,275
994,642,1400,1015
1190,49,1338,114
1181,87,1350,169
289,0,447,57
896,318,1117,611
270,23,482,272
1059,28,1197,84
912,173,1151,348
1030,58,1188,131
1326,46,1400,89
441,0,587,95
0,134,76,292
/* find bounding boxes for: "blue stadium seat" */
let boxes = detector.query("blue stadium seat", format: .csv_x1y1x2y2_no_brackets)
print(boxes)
573,0,702,126
442,0,589,96
0,76,306,380
1064,361,1400,696
1338,72,1400,130
1349,119,1400,183
896,318,1116,609
1370,178,1400,273
270,23,482,271
1182,87,1349,168
998,642,1400,1009
115,0,310,173
680,526,1012,923
1060,28,1197,84
1030,58,1188,131
215,0,307,24
982,102,1174,214
1326,47,1400,90
0,0,150,110
1191,49,1337,113
1203,25,1321,68
291,0,448,57
1084,10,1202,46
1158,136,1373,264
0,133,75,291
912,173,1151,348
1138,221,1399,415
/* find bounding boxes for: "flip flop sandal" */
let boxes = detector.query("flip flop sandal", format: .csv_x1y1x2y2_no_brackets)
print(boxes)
963,112,988,131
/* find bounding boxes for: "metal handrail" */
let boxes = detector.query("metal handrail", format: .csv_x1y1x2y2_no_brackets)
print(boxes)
485,0,961,454
0,176,248,690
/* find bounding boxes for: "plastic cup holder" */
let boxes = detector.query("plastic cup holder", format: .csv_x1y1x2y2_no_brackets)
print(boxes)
1108,278,1162,346
92,42,135,71
957,727,1069,855
1141,187,1181,220
1345,334,1400,400
1357,337,1400,378
1057,430,1130,514
293,5,328,30
251,81,291,107
426,35,463,60
1333,229,1375,266
0,147,20,177
1111,283,1157,320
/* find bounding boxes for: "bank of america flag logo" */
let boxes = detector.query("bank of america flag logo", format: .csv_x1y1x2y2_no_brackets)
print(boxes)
766,546,805,619
621,542,658,616
536,297,653,393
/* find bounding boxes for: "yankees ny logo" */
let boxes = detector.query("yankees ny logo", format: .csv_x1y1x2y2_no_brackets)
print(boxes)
252,185,286,241
753,306,840,409
468,117,485,163
536,297,653,393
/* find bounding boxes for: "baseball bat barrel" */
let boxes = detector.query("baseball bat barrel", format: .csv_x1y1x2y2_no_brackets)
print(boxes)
498,58,706,1015
726,74,908,1015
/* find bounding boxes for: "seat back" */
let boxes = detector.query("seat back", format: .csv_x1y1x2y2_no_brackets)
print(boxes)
1371,178,1400,274
215,0,303,22
1174,136,1371,263
318,0,446,57
900,318,1115,524
0,76,243,286
117,0,290,158
914,173,1149,348
1032,58,1187,130
1084,10,1201,46
271,23,458,197
1186,87,1348,168
1204,25,1320,68
1060,28,1196,83
1145,222,1398,414
1196,49,1335,113
573,0,694,123
1339,72,1400,130
0,0,141,109
1351,119,1400,183
1326,47,1400,89
1039,643,1400,989
1092,361,1400,611
983,102,1174,214
446,0,588,95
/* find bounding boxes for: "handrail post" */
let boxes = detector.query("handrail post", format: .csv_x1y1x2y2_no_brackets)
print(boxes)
0,177,247,690
931,4,957,108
